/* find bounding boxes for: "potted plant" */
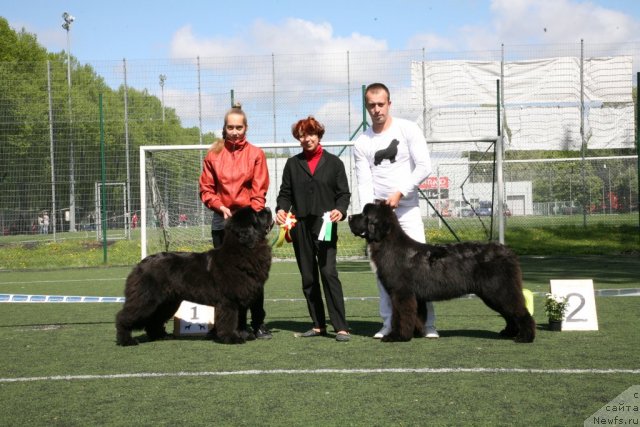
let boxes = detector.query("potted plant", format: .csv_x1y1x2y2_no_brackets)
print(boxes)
544,293,569,331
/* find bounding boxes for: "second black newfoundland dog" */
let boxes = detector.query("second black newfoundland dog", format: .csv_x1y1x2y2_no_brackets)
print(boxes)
348,203,535,343
116,207,273,346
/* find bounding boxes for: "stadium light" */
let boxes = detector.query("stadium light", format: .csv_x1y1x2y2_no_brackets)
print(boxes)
62,12,76,232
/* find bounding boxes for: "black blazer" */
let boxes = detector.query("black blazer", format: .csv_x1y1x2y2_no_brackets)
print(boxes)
276,150,351,230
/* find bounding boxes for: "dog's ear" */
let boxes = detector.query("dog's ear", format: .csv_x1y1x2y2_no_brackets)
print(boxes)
257,208,274,235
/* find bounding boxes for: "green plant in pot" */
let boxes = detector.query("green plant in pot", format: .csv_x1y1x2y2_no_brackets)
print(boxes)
544,293,569,331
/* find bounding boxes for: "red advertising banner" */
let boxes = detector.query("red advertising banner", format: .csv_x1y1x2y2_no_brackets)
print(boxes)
419,176,449,190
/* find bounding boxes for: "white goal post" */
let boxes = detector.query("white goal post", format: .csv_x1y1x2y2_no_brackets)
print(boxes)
139,136,504,259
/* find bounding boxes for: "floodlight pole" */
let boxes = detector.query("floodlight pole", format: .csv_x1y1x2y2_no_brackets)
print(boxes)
62,12,76,232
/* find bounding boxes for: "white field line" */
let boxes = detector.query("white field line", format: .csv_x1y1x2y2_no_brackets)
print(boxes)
1,367,639,383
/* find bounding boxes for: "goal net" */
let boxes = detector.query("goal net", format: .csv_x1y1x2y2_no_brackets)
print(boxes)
140,139,505,260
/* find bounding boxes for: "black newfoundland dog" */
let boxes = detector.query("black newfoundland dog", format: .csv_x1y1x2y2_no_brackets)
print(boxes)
348,203,535,343
116,207,273,346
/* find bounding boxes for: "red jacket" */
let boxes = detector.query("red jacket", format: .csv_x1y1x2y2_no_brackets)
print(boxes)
199,139,269,213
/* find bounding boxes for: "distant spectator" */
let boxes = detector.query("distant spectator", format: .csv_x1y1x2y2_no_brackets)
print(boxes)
37,214,44,234
131,213,138,229
43,212,49,234
179,213,188,227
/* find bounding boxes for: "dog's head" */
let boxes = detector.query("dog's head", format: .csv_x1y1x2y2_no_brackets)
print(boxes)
348,202,393,243
226,207,274,248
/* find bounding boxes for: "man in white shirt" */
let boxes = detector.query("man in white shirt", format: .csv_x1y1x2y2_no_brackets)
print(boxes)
353,82,438,339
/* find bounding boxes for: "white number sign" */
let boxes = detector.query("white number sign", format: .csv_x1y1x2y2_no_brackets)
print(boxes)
173,300,215,336
549,279,599,331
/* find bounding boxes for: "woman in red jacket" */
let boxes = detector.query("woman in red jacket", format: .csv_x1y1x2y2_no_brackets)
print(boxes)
199,103,271,340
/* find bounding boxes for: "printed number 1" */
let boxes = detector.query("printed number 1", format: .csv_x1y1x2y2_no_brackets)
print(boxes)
565,293,587,322
190,306,199,320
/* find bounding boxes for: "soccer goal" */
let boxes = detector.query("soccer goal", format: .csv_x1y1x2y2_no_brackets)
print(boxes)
139,142,369,259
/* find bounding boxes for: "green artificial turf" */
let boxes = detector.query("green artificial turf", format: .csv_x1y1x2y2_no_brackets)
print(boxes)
0,260,638,426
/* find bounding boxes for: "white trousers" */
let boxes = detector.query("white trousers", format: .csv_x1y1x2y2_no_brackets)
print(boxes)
377,204,436,329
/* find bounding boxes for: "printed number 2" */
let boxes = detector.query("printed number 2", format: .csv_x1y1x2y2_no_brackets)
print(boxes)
565,293,587,322
190,306,199,320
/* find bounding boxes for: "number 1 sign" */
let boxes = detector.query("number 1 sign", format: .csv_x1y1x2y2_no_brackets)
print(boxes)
173,300,215,336
549,280,599,331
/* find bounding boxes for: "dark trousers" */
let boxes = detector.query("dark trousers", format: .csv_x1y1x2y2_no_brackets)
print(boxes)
212,230,266,330
291,217,348,332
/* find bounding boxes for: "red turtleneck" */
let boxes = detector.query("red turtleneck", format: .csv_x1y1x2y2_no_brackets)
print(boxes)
304,144,323,175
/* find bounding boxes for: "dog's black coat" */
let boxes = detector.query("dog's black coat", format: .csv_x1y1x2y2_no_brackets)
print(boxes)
348,203,535,343
116,207,273,346
373,139,399,165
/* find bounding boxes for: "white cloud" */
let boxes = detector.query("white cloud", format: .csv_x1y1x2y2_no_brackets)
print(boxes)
407,0,640,53
170,25,249,58
170,18,386,58
168,18,395,107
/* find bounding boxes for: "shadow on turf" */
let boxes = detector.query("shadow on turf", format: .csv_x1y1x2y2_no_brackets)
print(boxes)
268,319,382,337
268,320,507,340
123,319,525,343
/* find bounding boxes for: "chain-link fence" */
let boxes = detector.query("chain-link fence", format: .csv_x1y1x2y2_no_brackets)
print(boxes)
0,41,638,267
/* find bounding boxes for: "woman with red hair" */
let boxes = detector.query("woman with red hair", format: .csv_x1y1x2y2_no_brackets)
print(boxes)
276,116,351,341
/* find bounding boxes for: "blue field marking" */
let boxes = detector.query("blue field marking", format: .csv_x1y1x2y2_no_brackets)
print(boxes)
0,294,126,303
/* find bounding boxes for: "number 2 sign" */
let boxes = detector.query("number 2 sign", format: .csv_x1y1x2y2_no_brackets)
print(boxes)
549,280,599,331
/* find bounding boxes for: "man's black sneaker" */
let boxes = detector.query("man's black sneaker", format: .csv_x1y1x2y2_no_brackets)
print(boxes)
254,325,273,339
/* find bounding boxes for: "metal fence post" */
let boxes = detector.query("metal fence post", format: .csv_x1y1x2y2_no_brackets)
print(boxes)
123,58,131,239
46,60,57,241
580,39,588,228
496,80,505,244
636,71,639,233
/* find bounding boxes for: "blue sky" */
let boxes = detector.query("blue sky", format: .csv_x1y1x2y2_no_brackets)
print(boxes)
3,0,640,62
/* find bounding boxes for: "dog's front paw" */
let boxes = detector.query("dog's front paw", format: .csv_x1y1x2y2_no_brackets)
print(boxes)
215,334,246,345
381,332,412,342
116,337,139,346
514,332,535,343
499,327,518,338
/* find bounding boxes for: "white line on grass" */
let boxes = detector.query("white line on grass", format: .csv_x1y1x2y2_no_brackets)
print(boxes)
1,367,639,383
